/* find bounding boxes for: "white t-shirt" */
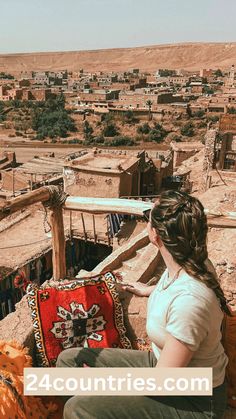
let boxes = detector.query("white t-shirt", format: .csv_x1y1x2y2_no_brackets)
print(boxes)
146,268,228,387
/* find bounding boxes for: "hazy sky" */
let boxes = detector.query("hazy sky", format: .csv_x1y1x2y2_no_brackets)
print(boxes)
1,0,236,54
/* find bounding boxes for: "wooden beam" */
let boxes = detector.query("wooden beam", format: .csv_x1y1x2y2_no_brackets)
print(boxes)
208,217,236,229
50,206,66,280
0,186,51,221
64,196,152,216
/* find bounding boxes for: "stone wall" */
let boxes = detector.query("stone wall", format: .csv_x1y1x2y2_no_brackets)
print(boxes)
202,129,218,189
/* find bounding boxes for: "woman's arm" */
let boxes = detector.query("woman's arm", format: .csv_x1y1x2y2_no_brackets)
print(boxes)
156,334,194,368
120,282,156,297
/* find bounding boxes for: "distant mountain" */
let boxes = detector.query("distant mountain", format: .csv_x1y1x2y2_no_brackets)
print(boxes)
0,43,236,73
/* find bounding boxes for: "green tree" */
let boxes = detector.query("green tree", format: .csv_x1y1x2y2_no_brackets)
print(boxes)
106,136,135,146
101,113,114,124
158,69,176,77
32,95,76,139
203,86,214,95
0,101,6,123
214,69,223,77
102,122,119,137
137,123,150,135
227,107,236,114
193,110,205,118
148,123,168,143
123,110,136,123
181,122,195,137
0,72,14,79
83,120,94,139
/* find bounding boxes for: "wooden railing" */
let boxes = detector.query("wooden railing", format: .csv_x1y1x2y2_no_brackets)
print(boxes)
0,187,152,281
0,186,235,281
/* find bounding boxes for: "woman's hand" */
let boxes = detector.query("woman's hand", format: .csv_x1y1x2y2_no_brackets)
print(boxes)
119,281,155,297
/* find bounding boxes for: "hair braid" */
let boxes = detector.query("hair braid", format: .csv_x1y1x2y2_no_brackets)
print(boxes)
151,190,232,316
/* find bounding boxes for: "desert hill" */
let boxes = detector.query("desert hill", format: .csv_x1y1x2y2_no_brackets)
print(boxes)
1,42,236,74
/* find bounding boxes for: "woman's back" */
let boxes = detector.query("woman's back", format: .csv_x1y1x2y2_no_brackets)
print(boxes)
146,269,228,387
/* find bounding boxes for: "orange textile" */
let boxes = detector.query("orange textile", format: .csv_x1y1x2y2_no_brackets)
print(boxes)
0,340,58,418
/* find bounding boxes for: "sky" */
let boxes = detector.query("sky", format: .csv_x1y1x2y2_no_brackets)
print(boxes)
0,0,236,54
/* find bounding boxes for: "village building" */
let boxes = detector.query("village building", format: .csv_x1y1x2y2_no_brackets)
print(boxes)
202,117,236,190
117,91,183,110
200,69,214,78
171,141,205,169
0,154,66,197
216,115,236,171
78,89,120,106
64,150,144,198
63,148,174,198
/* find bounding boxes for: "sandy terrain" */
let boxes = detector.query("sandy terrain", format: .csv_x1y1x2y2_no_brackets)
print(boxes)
1,146,81,163
1,42,236,73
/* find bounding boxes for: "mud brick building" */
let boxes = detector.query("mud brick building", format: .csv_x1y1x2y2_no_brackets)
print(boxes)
63,150,143,198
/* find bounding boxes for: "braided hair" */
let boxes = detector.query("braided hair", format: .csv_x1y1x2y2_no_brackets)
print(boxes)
151,190,231,316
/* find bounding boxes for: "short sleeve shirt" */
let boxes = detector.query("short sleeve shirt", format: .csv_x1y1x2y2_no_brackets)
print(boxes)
146,269,228,387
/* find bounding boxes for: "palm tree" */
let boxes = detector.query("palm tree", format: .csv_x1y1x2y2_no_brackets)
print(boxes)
146,100,153,121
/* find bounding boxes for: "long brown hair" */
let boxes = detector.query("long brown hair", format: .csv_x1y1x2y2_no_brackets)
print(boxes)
151,190,231,316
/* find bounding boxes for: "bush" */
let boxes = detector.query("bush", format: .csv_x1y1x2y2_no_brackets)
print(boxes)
193,110,205,118
227,108,236,114
106,136,135,146
101,113,114,124
148,129,163,143
84,136,105,145
0,101,6,122
0,72,14,79
203,86,214,94
68,138,83,144
214,69,223,77
198,121,208,128
158,69,176,77
148,123,168,143
83,120,93,139
137,123,150,135
207,115,219,123
180,122,195,137
93,136,105,144
172,135,182,142
102,123,119,137
123,110,136,123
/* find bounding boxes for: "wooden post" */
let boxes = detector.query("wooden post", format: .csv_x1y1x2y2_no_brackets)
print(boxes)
50,206,66,280
92,215,97,243
12,170,15,197
69,210,72,238
81,212,87,241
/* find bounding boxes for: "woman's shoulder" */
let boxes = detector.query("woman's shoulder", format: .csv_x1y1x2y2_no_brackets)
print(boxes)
177,270,218,304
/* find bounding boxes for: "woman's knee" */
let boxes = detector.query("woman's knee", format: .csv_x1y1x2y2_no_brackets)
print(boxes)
64,396,98,419
56,348,83,367
63,396,79,419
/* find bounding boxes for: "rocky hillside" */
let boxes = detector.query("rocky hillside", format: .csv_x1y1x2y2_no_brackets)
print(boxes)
1,42,236,73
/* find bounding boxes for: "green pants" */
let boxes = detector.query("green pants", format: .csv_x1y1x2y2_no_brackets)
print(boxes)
56,348,227,419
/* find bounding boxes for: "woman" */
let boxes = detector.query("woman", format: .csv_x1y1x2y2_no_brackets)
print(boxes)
57,190,230,419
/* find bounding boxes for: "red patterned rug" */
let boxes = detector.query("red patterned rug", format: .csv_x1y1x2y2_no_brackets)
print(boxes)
27,272,131,367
